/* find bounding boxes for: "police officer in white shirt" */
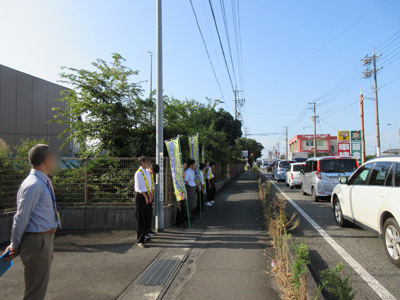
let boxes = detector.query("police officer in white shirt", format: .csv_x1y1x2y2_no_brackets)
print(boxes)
185,159,198,218
134,156,152,248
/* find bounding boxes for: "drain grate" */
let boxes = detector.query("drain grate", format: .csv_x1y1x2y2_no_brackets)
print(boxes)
137,259,180,286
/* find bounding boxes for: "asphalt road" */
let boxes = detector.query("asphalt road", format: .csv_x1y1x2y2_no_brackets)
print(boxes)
261,170,400,300
162,171,281,300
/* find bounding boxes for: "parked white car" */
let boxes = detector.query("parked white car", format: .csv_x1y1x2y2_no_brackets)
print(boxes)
286,162,306,189
331,156,400,267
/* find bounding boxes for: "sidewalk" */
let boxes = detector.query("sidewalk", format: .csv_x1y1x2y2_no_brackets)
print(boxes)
0,172,280,300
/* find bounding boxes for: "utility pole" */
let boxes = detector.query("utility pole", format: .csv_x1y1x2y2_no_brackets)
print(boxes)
233,89,244,120
234,89,237,120
148,50,153,97
277,142,280,159
363,47,382,156
309,102,317,157
155,0,164,231
284,127,288,159
360,88,366,164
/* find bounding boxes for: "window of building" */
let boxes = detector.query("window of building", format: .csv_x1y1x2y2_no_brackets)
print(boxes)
317,140,324,146
306,140,313,147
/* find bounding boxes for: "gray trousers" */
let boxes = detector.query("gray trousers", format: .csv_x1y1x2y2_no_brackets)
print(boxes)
20,232,55,300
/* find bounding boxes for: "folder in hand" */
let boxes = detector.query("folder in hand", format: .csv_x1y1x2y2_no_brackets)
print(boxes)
0,250,13,278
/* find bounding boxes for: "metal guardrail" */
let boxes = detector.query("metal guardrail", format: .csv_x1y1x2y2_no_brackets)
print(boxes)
0,157,243,212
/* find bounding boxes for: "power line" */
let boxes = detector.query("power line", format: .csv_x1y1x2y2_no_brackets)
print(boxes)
207,0,235,91
249,0,387,102
189,0,231,113
219,0,238,89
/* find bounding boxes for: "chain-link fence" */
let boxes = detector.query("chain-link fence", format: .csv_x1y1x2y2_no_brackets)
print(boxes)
0,157,243,212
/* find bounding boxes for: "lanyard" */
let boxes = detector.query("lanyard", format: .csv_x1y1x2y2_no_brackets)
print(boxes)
30,173,57,206
138,169,151,195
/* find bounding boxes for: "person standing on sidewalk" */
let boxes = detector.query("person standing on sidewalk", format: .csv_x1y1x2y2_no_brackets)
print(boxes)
145,163,159,240
206,162,217,204
134,156,152,248
1,144,61,300
185,159,198,217
200,163,212,207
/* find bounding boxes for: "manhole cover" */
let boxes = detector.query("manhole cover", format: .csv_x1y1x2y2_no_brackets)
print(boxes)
137,259,180,286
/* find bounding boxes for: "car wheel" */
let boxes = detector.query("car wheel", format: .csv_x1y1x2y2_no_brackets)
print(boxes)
333,198,349,227
286,182,289,186
290,184,294,189
383,218,400,267
301,184,306,195
312,187,319,202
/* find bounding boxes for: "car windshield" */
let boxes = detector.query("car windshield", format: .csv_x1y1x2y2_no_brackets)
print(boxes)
319,159,358,173
279,161,294,169
293,164,305,172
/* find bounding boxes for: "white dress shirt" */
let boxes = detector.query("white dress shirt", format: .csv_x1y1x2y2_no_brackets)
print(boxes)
135,167,152,193
185,168,197,187
11,170,59,248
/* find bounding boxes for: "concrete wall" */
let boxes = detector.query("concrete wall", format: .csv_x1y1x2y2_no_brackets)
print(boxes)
0,171,242,244
0,64,71,156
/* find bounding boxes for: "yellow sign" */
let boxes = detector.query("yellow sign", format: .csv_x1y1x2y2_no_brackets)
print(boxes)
338,131,350,141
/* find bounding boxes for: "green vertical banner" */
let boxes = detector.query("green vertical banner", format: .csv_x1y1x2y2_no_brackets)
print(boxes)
189,135,201,180
165,138,187,201
350,130,362,165
189,134,202,218
201,146,205,164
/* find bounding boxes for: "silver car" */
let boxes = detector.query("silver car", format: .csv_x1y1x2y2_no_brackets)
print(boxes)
274,160,296,182
301,156,359,202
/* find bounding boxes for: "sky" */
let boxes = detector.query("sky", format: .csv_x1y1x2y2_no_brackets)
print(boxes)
1,0,399,157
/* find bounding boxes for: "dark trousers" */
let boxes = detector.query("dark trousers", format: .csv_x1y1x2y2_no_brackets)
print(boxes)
176,200,186,226
145,202,153,234
207,178,216,201
20,232,55,300
135,192,146,243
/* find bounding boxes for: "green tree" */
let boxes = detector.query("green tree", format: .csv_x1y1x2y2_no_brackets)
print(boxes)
236,138,264,163
52,53,258,163
53,53,144,157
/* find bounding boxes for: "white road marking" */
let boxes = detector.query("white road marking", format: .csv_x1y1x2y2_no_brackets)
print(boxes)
266,175,397,300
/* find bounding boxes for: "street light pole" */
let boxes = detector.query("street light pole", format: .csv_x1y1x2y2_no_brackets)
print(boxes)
155,0,164,231
148,50,153,97
387,123,400,155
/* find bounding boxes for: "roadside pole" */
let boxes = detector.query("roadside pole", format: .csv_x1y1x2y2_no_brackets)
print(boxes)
360,88,366,164
155,0,164,232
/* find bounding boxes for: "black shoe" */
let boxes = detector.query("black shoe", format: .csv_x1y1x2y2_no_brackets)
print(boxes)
145,237,151,242
176,223,185,228
148,230,156,236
